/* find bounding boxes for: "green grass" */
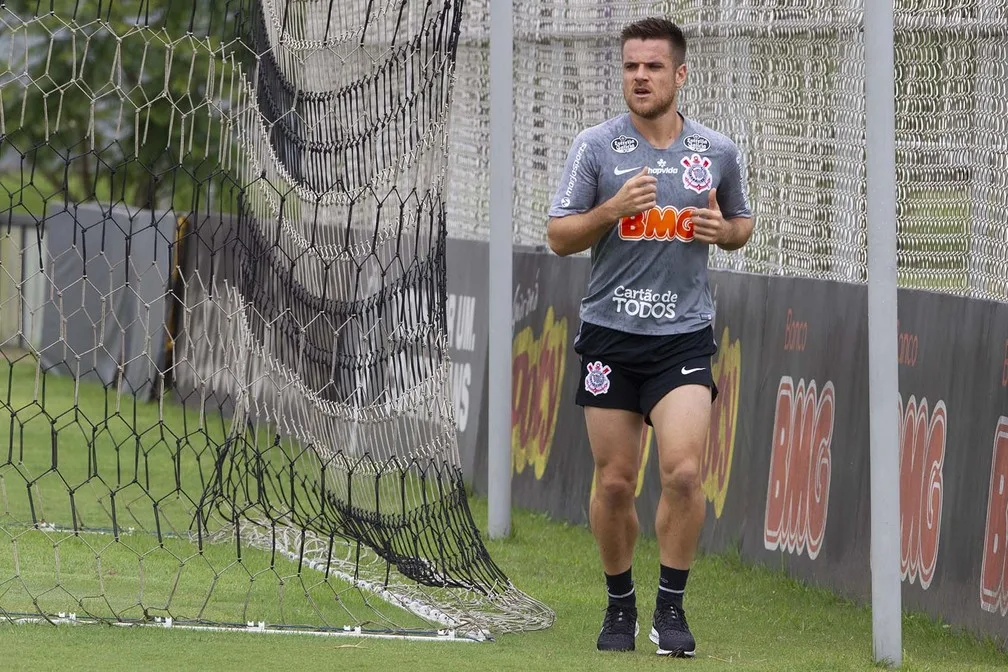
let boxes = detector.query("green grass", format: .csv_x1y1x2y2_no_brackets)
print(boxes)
0,500,1006,671
1,356,1007,669
0,182,1004,667
0,354,436,633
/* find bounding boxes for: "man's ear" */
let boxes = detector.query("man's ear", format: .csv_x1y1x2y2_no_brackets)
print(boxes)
676,63,688,87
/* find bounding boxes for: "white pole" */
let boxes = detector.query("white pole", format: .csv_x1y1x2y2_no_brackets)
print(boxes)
487,0,513,539
864,0,902,667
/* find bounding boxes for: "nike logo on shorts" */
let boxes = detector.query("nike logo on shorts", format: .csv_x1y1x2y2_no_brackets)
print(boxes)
681,366,706,375
614,166,641,176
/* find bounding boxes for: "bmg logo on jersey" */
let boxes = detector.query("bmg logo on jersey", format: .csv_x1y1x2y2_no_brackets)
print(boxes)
611,284,678,319
619,206,695,242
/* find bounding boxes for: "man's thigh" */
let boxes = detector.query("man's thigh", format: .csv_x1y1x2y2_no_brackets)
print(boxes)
642,350,718,465
576,356,646,472
584,406,647,481
648,384,714,468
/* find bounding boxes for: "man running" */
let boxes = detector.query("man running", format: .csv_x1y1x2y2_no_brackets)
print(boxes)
546,17,754,657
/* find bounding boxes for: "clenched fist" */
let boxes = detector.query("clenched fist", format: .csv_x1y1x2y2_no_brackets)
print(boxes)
608,166,658,220
692,188,730,245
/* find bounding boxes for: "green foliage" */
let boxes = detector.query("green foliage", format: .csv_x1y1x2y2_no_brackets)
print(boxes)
0,0,243,215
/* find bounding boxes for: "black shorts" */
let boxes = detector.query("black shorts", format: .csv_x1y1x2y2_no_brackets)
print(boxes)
573,321,719,425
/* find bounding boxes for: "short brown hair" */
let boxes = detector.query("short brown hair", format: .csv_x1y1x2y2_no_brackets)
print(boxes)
621,17,687,66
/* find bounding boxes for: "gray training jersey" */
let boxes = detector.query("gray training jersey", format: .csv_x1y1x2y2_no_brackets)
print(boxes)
548,113,752,337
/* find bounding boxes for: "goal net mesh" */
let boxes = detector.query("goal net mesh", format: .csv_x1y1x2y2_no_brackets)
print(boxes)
0,0,552,639
448,0,1008,303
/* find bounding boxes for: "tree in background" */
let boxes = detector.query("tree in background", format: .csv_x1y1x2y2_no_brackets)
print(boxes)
0,0,240,214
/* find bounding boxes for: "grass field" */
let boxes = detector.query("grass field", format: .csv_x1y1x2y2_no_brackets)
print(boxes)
2,498,1008,671
2,359,1008,670
0,354,440,636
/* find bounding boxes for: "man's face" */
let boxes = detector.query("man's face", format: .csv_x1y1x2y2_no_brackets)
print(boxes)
621,38,686,120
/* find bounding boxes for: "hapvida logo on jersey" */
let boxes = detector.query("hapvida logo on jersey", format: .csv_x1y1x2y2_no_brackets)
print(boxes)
619,206,696,242
611,285,678,320
650,158,679,175
614,159,679,177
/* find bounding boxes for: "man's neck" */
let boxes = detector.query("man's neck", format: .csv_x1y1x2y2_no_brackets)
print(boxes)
629,109,684,150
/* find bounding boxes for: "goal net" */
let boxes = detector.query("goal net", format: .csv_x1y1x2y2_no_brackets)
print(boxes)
0,0,552,639
448,0,1008,303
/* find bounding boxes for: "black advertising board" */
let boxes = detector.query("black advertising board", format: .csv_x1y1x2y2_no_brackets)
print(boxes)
507,246,592,521
445,238,1008,647
445,237,491,488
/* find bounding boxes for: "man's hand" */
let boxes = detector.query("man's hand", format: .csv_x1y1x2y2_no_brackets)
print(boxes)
692,188,731,245
547,166,656,256
606,166,658,220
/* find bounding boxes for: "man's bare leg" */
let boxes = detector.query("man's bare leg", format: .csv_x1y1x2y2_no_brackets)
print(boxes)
646,383,713,656
585,405,645,651
586,406,646,574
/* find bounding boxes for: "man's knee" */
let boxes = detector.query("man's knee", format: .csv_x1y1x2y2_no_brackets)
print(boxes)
659,457,702,498
594,466,637,508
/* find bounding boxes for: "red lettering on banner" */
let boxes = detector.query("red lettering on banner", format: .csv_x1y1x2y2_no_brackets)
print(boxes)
1001,341,1007,387
764,377,835,559
619,207,695,242
511,307,568,480
898,322,919,368
783,309,807,352
899,396,946,589
981,417,1008,615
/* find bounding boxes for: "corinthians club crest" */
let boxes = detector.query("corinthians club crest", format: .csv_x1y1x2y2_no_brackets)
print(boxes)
681,153,713,194
584,361,612,396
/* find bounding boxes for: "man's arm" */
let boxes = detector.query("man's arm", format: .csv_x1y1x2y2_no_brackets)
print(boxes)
547,166,657,257
692,143,754,250
547,202,619,257
691,188,754,250
717,216,754,251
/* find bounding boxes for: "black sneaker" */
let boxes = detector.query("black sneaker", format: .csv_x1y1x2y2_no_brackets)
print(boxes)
596,604,639,651
649,603,696,657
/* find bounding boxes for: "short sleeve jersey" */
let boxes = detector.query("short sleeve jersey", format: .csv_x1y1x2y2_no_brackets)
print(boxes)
548,113,752,337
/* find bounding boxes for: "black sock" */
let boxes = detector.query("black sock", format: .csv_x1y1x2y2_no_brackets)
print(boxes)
605,568,636,609
657,565,689,608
